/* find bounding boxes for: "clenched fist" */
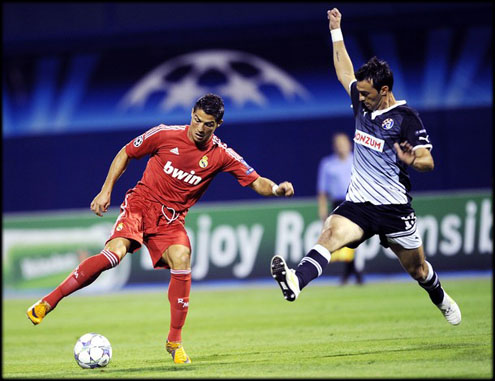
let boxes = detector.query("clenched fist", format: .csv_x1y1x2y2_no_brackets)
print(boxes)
327,8,342,30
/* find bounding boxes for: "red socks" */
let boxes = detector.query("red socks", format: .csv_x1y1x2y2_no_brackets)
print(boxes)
167,270,192,343
42,249,191,344
43,249,120,309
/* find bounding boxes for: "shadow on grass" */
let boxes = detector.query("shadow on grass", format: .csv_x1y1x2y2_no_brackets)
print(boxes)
320,342,481,358
102,364,198,374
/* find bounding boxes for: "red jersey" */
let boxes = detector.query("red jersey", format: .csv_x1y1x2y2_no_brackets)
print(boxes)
125,124,259,213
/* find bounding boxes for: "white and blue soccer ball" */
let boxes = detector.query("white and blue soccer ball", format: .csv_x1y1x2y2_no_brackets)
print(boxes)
74,333,112,369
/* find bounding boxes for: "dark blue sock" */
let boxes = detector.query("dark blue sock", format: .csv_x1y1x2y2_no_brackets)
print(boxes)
295,245,331,290
418,262,445,305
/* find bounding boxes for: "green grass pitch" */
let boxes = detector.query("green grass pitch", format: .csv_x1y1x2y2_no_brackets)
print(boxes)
3,277,492,378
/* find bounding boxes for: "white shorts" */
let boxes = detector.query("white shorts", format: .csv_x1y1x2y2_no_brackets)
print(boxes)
385,226,423,249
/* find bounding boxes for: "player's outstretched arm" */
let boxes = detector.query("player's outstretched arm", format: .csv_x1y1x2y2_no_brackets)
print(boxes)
90,147,131,216
394,142,434,172
328,8,355,96
249,176,294,197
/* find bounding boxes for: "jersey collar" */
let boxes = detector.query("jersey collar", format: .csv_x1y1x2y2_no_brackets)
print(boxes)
370,100,406,120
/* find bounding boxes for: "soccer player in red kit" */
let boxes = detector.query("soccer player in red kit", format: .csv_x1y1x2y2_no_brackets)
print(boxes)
26,93,294,364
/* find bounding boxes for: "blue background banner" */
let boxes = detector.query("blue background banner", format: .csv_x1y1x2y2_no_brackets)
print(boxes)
2,3,493,212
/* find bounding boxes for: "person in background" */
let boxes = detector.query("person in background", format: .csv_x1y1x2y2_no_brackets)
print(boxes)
317,132,363,285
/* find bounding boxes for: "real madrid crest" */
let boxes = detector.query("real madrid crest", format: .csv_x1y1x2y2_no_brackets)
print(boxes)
381,118,394,130
116,222,124,231
199,155,208,168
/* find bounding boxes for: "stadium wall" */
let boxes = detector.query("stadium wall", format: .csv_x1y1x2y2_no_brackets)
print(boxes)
2,106,492,213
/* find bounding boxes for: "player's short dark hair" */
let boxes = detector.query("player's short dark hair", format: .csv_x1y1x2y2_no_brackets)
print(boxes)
355,56,394,92
193,93,224,122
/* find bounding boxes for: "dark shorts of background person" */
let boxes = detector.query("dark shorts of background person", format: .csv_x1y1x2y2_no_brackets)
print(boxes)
332,201,422,250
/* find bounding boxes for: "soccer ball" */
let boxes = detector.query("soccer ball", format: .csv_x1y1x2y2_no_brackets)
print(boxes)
74,333,112,369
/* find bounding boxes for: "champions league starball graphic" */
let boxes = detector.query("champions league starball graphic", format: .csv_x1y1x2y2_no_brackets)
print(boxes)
119,50,311,112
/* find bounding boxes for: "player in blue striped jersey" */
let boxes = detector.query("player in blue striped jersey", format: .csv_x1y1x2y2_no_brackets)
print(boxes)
271,7,461,325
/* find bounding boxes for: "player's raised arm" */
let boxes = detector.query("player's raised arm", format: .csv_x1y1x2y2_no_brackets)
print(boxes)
328,8,355,96
249,176,294,197
90,146,131,216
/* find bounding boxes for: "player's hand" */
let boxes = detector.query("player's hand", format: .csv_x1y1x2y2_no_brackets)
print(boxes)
275,181,294,197
394,141,416,166
327,8,342,30
90,191,111,217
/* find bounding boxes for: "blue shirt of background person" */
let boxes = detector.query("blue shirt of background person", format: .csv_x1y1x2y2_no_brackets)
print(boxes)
317,132,353,221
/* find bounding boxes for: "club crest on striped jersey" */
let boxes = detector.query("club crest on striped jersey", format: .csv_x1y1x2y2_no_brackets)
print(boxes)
354,130,384,152
133,134,144,147
199,155,208,168
381,118,394,130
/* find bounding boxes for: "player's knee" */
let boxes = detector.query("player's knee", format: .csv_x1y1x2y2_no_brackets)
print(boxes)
319,226,345,251
407,263,427,280
104,240,128,261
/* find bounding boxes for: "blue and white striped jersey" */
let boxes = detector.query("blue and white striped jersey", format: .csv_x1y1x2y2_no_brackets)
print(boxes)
346,80,432,205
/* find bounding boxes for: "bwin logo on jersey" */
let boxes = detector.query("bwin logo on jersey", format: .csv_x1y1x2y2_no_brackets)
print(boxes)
382,118,394,130
163,161,202,185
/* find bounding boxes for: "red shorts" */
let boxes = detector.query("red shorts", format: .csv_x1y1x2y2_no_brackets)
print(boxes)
106,190,190,269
